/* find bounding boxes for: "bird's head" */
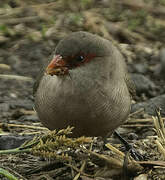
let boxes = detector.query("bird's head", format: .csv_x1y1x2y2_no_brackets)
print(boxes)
46,31,112,76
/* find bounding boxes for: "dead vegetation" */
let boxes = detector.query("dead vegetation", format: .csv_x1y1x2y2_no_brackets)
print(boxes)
0,0,165,179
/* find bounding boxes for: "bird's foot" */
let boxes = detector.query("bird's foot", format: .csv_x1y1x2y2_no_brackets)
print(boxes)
114,131,144,161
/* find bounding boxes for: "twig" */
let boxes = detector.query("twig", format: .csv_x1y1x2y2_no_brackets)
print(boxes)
0,2,62,19
0,166,27,180
0,147,30,155
19,131,45,136
82,148,144,173
0,74,33,82
0,168,18,180
155,140,165,158
129,108,144,117
121,0,165,17
73,142,93,180
83,148,123,168
0,64,11,70
153,110,165,160
122,124,153,128
64,163,93,178
137,160,165,167
105,143,125,158
156,111,165,138
0,16,40,25
126,118,165,124
17,109,36,115
73,161,86,180
0,123,48,130
153,110,165,142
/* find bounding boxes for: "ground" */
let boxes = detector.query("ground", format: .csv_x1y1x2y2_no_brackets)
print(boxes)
0,0,165,179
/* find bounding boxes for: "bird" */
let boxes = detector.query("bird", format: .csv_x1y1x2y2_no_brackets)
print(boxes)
33,31,134,137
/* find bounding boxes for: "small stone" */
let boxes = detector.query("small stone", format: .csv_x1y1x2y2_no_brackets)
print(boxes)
0,135,33,150
0,36,9,43
134,174,148,180
128,133,138,140
134,63,148,74
131,94,165,116
9,99,33,110
0,103,10,112
19,115,39,122
131,73,156,96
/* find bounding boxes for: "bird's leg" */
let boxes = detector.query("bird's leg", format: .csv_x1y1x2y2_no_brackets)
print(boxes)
113,131,144,179
114,131,144,161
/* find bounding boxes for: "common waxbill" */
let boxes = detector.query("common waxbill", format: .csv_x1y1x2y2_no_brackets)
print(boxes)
34,31,134,137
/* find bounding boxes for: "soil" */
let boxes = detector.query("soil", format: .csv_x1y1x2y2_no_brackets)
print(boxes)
0,0,165,179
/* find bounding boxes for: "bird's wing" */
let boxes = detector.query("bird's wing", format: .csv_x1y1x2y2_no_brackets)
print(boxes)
125,73,136,98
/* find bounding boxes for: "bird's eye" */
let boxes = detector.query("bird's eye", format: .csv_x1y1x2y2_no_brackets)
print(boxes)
76,55,84,62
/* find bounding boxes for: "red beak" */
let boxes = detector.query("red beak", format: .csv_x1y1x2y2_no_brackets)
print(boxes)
46,55,68,76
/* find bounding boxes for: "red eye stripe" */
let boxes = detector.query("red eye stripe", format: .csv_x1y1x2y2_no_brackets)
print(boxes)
61,53,96,69
83,53,96,63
